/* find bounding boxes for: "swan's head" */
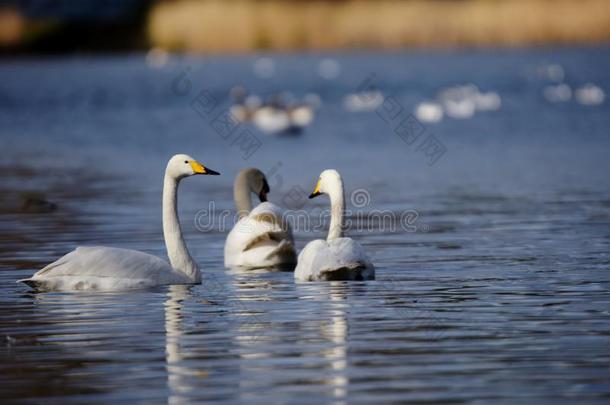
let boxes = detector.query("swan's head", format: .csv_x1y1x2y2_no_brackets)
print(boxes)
309,169,341,199
166,154,220,179
237,168,270,202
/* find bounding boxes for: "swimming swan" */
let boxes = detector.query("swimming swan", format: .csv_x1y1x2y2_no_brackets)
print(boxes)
224,168,296,269
295,170,375,281
19,154,220,291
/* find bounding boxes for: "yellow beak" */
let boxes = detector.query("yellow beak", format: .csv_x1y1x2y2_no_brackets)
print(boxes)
189,160,220,175
309,179,322,199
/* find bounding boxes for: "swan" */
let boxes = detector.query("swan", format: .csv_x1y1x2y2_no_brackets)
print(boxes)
252,105,292,134
229,86,262,123
288,103,315,130
415,101,443,123
224,168,297,269
295,170,375,281
18,154,220,291
251,94,315,134
343,91,384,112
473,91,501,111
544,83,572,103
575,84,605,106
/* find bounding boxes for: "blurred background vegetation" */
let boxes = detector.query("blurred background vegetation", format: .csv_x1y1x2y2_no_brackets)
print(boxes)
2,0,610,53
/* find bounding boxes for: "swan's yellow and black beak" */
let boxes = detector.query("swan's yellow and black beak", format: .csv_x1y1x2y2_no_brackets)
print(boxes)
190,161,220,175
308,179,322,199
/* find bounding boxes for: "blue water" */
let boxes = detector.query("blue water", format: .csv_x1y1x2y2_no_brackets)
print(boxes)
1,47,610,403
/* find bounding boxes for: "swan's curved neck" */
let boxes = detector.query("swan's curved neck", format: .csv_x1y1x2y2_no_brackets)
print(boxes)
327,176,345,241
234,173,252,217
163,174,200,282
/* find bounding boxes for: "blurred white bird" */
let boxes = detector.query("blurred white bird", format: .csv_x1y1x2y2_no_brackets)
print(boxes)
543,84,572,103
575,84,605,106
473,92,502,111
343,91,384,112
415,102,443,123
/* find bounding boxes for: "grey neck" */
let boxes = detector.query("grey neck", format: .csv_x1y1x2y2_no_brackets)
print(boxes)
234,172,253,217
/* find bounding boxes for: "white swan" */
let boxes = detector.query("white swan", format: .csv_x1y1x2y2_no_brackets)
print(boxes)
575,83,605,106
252,105,292,134
343,91,384,112
19,154,220,291
288,104,315,130
224,168,297,270
251,94,315,134
295,170,375,281
415,101,444,123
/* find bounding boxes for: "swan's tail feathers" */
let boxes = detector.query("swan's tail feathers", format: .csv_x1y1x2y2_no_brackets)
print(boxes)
263,239,297,263
318,263,376,281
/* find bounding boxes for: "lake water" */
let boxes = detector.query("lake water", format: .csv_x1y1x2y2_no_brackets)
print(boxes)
1,47,610,403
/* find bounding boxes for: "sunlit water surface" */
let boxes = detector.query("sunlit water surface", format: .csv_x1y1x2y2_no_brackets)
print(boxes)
1,48,610,403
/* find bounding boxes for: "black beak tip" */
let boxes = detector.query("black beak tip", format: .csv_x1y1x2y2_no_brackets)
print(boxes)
308,192,320,199
259,179,270,202
206,169,220,175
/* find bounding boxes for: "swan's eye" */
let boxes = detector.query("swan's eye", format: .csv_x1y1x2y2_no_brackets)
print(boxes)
184,160,189,164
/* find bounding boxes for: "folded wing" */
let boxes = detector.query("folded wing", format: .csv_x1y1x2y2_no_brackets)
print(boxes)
20,246,179,290
295,238,375,281
224,202,296,269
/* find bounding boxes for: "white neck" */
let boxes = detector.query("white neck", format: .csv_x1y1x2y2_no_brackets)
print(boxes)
162,174,200,282
327,176,345,241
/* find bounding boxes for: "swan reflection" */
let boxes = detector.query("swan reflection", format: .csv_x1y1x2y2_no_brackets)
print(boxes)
165,285,207,405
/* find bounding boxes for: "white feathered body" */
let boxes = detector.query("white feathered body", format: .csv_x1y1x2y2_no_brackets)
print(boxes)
252,107,291,134
224,202,297,269
294,237,375,281
289,105,314,128
20,247,195,291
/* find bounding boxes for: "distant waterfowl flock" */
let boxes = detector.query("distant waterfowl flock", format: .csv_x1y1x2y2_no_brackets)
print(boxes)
415,84,502,123
221,58,604,133
544,82,605,105
20,156,374,291
230,87,317,135
145,51,605,131
538,63,605,106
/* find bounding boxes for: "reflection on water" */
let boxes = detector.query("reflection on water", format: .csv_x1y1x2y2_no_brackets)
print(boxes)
165,285,194,405
324,284,348,403
1,48,610,403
